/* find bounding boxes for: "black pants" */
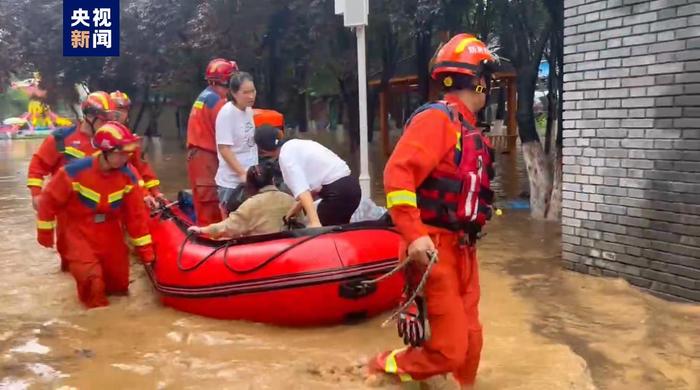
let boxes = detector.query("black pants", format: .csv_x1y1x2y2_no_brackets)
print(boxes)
317,175,362,226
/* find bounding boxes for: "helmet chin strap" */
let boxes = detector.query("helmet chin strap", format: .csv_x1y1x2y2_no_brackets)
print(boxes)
100,149,126,170
85,116,98,135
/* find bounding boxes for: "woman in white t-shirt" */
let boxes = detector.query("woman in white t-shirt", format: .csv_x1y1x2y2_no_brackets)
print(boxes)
215,72,259,214
254,126,362,228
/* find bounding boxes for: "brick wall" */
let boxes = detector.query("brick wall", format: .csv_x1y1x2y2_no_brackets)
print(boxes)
562,0,700,301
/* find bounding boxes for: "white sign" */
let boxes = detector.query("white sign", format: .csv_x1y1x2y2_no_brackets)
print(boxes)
343,0,368,27
334,0,345,15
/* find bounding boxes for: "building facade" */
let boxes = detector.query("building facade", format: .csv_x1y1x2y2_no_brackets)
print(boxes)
562,0,700,301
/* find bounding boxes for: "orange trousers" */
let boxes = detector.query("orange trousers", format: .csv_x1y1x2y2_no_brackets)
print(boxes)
56,211,69,272
186,147,222,226
379,233,482,385
64,221,131,308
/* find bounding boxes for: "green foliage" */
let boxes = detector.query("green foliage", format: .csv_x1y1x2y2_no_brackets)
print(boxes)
0,89,30,119
0,0,558,133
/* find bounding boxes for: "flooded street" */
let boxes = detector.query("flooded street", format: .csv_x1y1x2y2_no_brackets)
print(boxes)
1,133,698,390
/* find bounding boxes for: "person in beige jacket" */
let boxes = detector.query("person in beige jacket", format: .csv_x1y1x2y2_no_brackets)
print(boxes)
188,163,295,237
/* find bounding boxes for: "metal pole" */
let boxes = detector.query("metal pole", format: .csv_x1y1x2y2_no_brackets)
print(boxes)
356,25,371,198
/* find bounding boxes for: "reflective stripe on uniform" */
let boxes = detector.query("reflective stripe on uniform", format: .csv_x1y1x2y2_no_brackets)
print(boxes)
193,101,204,110
386,190,417,208
144,179,160,189
138,179,145,188
37,219,56,230
384,348,412,382
64,146,86,159
130,234,152,247
27,178,44,188
108,190,124,204
72,182,101,203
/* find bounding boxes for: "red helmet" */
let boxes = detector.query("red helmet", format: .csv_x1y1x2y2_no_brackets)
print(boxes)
81,91,117,120
431,34,497,87
93,121,140,152
110,90,131,110
205,58,239,84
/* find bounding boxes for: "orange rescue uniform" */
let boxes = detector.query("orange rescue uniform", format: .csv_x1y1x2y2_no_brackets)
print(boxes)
186,86,226,225
379,94,483,386
36,156,154,308
27,125,161,270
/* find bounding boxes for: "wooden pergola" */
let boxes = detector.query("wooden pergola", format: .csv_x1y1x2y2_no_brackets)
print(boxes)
370,72,518,156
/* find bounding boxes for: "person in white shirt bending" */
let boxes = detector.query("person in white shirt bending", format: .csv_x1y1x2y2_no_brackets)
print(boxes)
254,125,362,228
214,72,259,215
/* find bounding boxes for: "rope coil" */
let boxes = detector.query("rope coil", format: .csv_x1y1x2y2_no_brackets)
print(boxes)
379,251,438,328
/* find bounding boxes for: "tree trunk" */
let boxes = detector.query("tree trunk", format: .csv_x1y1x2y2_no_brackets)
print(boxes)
142,96,163,157
175,105,188,149
517,64,551,219
495,86,506,120
267,36,278,109
545,91,556,154
415,28,432,103
372,23,400,143
516,66,539,143
132,86,150,135
522,142,552,219
368,89,378,143
546,141,562,221
339,76,360,153
265,13,286,110
295,90,308,132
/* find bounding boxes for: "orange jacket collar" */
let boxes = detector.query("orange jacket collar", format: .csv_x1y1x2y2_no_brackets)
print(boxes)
444,95,477,125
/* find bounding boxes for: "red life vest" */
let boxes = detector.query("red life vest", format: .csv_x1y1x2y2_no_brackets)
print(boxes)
407,102,496,234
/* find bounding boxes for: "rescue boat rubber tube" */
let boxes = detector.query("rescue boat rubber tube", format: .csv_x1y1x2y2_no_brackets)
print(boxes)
146,206,404,326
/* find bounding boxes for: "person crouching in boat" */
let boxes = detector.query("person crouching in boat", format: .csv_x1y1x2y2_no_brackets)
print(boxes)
36,122,155,308
188,162,295,238
254,126,361,228
253,110,289,194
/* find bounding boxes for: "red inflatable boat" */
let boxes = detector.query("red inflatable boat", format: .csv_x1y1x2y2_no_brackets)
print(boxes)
146,205,404,326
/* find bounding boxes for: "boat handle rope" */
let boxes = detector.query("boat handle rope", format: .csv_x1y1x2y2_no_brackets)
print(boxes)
219,231,334,275
176,226,343,274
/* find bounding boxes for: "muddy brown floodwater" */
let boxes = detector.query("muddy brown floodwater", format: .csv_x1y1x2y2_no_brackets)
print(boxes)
1,131,698,390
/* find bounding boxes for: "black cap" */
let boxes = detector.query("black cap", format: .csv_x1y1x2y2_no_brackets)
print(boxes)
254,125,284,152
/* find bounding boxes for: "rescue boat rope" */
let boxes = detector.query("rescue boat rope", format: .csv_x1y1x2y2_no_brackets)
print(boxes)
219,232,335,275
359,258,410,284
380,251,438,328
176,231,328,274
176,225,397,275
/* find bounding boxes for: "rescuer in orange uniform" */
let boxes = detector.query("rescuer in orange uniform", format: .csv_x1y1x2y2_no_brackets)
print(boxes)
27,91,119,271
28,92,164,271
186,58,239,225
368,34,498,388
36,122,155,308
110,90,165,208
